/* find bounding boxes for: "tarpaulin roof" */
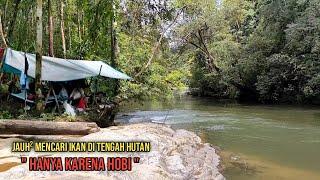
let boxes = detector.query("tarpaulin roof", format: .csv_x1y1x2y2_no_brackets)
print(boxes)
2,48,131,81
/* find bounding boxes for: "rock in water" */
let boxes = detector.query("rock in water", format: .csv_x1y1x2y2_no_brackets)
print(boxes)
0,123,225,180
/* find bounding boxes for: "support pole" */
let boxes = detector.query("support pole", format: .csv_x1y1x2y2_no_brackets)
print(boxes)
24,53,28,112
93,65,102,106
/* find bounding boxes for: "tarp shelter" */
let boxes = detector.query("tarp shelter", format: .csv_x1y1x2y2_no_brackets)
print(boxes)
1,48,131,81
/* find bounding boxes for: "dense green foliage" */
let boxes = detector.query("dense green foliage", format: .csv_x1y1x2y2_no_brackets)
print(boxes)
173,0,320,104
0,0,187,101
1,0,319,104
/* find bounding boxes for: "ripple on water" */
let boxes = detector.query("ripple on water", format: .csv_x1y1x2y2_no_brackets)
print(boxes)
300,140,320,144
202,125,225,131
120,98,320,179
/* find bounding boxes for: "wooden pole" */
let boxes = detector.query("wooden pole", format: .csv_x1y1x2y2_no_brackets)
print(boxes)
24,53,27,112
93,65,102,105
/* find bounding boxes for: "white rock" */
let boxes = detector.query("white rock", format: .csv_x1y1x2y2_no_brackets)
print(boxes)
0,123,224,180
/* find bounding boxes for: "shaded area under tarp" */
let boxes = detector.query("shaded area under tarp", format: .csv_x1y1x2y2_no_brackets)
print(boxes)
2,48,131,81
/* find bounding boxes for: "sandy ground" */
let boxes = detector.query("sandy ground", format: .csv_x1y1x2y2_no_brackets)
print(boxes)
0,123,224,180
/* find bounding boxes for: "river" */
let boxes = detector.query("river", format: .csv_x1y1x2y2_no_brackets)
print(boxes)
118,96,320,180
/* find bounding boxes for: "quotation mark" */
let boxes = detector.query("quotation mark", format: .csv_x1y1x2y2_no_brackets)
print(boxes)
21,157,27,163
133,157,140,163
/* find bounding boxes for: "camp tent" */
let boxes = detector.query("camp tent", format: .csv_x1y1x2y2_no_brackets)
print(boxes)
2,48,131,81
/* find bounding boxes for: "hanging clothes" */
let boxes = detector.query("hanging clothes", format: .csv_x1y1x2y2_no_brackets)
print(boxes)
58,87,69,101
77,97,87,112
19,72,29,90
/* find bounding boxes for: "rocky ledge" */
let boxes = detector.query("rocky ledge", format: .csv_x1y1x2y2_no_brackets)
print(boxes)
0,123,224,180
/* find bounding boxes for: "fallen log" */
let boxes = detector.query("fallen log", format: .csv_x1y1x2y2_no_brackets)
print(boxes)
0,120,100,135
0,134,80,141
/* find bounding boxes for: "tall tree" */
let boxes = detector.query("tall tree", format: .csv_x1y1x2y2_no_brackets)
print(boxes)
60,0,66,58
174,0,223,74
110,0,119,95
35,0,43,111
48,0,54,57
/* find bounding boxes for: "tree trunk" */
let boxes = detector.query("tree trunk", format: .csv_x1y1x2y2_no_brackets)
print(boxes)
0,120,100,135
0,3,8,80
81,10,85,38
134,9,183,78
0,12,7,47
60,0,66,58
68,26,71,50
3,0,9,27
35,0,43,111
110,0,119,95
48,0,54,57
77,7,81,42
7,0,21,43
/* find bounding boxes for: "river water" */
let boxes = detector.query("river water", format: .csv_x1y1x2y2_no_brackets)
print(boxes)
118,96,320,180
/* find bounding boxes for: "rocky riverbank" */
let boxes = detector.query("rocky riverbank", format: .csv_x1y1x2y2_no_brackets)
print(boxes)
0,123,224,180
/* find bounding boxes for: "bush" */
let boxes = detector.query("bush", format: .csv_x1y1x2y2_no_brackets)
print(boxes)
0,111,13,119
256,54,304,103
303,74,320,104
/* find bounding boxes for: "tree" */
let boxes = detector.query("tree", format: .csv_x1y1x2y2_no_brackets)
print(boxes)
60,0,66,58
7,0,21,43
0,11,7,47
174,0,222,73
48,0,54,57
35,0,43,111
110,0,119,95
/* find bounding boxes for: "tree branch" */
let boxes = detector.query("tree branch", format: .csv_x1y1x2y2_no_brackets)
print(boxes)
197,28,220,73
134,7,185,78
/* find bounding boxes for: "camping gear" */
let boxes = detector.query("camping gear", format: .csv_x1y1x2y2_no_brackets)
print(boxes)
3,48,131,81
45,85,61,113
19,72,29,89
63,101,76,117
77,97,87,111
58,87,68,101
11,90,36,104
70,88,84,100
11,90,54,104
1,48,129,116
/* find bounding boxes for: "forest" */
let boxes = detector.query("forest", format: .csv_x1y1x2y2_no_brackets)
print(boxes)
0,0,319,104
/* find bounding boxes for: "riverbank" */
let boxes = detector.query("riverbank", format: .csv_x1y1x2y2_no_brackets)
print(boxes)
0,123,224,180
